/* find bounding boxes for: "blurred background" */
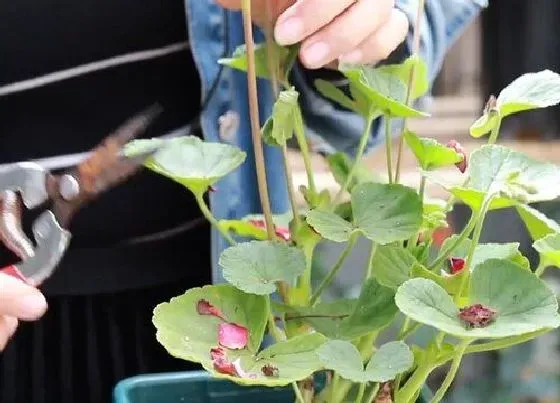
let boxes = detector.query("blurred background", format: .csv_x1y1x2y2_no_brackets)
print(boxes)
294,3,560,402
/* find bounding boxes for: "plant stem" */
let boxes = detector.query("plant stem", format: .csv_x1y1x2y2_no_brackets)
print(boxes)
292,382,305,403
395,361,434,403
465,328,550,354
428,211,477,271
363,383,380,403
267,300,284,342
262,6,301,229
430,340,471,403
240,0,275,240
356,383,366,403
399,322,422,341
333,116,375,205
535,259,549,277
454,196,493,304
385,117,394,183
397,318,411,339
310,233,359,305
294,105,317,195
328,374,341,403
394,0,426,183
488,114,502,145
195,192,236,245
365,241,377,279
408,175,426,249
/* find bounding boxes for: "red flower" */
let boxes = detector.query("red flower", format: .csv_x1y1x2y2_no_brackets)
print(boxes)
458,304,497,328
447,140,468,173
218,323,249,350
197,299,226,321
449,257,466,275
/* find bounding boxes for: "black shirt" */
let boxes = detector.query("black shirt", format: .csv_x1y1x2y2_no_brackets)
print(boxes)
0,0,211,295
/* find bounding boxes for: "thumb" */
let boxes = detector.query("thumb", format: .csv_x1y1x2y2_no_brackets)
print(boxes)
0,273,47,320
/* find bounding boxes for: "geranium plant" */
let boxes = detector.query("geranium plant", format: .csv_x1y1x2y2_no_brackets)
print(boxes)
125,2,560,402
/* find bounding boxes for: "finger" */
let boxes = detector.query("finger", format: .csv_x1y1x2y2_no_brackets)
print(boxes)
275,0,356,46
0,273,47,320
339,8,409,65
299,0,394,69
0,315,18,351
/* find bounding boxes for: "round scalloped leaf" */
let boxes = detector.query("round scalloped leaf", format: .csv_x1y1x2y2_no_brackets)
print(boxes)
305,209,354,242
219,241,306,295
352,183,423,244
153,285,326,387
497,70,560,117
515,204,560,241
404,130,463,171
534,233,560,268
396,259,560,338
127,136,246,194
340,65,429,118
316,340,413,383
454,145,560,210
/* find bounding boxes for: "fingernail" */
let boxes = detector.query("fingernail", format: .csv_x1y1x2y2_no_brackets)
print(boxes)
274,17,304,45
339,49,363,64
19,293,47,319
301,42,331,69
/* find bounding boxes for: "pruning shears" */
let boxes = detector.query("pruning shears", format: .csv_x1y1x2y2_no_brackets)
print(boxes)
0,106,161,285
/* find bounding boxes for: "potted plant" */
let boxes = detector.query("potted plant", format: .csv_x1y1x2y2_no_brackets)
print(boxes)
116,2,560,402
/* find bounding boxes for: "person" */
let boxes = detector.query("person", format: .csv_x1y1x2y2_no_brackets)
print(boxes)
0,0,486,402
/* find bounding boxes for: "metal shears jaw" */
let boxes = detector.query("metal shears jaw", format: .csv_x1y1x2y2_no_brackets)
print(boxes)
0,106,162,286
0,163,71,285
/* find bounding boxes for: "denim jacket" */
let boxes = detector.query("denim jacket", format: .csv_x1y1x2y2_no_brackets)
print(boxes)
186,0,488,284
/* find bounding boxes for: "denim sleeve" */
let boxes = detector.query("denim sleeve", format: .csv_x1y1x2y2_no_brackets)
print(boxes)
292,0,488,156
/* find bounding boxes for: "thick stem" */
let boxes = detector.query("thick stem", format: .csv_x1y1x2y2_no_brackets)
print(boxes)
430,340,471,403
428,211,477,271
385,117,394,184
365,241,377,279
488,114,502,145
294,106,317,195
267,299,285,342
333,116,375,205
292,382,305,403
395,361,434,403
363,383,380,403
465,329,550,354
195,192,236,245
408,175,426,249
399,322,422,341
356,383,366,403
310,233,359,305
394,0,426,183
535,259,548,277
240,0,275,240
453,196,493,304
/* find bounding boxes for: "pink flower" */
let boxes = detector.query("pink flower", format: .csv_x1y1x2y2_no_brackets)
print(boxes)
197,299,226,321
210,347,237,376
447,140,468,173
449,257,466,275
218,323,249,350
458,304,497,328
249,219,291,242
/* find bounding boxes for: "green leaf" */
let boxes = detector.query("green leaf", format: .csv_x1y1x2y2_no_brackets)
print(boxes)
534,233,560,268
317,340,413,383
497,70,560,117
261,118,279,147
515,204,560,241
283,279,397,340
219,220,268,241
326,152,376,192
370,245,418,289
126,136,246,195
376,56,429,101
421,198,449,233
469,112,500,138
219,241,306,295
404,130,463,171
396,259,560,338
314,79,358,113
352,183,423,244
270,88,299,146
453,145,560,209
439,236,530,271
305,209,354,242
340,65,429,118
218,43,298,82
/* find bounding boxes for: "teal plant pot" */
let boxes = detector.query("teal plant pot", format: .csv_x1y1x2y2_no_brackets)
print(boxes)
114,370,433,403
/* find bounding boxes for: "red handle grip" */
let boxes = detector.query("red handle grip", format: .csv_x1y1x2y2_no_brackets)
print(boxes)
0,265,28,283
